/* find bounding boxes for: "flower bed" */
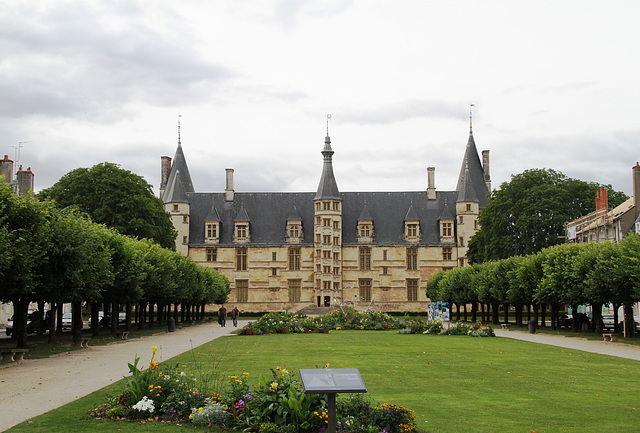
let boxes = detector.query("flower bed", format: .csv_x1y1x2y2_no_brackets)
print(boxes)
91,347,418,432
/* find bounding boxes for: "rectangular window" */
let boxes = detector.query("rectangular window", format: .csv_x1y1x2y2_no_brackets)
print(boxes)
442,246,452,261
333,252,339,261
206,223,217,238
272,252,277,261
442,222,452,237
271,268,277,276
474,220,478,230
236,280,248,303
289,224,300,238
359,247,371,270
333,221,340,229
182,236,187,244
182,215,189,224
383,250,388,261
323,235,331,244
236,224,247,238
236,247,247,271
323,201,330,210
382,266,388,275
466,204,472,212
206,247,217,262
359,279,372,302
458,216,464,224
323,280,331,291
360,226,370,237
289,248,301,270
323,250,331,259
315,234,321,243
407,279,419,301
407,247,418,270
173,204,179,212
407,224,418,237
323,218,331,227
288,280,301,302
333,267,339,275
333,237,340,245
459,237,464,247
323,265,331,274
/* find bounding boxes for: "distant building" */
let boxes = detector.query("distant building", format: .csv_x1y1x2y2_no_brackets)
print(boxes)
160,128,491,312
566,163,640,243
0,154,35,196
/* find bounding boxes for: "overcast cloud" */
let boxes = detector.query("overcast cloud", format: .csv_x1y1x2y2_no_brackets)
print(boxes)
1,0,639,199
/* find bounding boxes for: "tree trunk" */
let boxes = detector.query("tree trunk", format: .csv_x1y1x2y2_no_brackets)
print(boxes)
471,303,477,323
13,298,29,349
503,303,509,324
623,303,634,338
47,302,57,343
492,303,499,324
541,304,546,327
71,301,83,344
463,304,468,322
90,303,100,336
550,304,557,330
533,304,539,327
125,303,132,332
148,303,154,328
592,303,603,334
526,304,531,323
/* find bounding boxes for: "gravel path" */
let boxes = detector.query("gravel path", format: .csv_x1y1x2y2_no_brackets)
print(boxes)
1,322,639,431
0,320,248,432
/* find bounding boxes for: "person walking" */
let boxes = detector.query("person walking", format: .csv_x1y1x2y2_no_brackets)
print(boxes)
231,306,240,327
218,305,227,327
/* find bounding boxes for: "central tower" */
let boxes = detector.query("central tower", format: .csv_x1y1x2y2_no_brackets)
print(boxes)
313,129,342,308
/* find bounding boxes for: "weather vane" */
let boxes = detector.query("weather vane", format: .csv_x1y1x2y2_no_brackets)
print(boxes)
327,113,332,136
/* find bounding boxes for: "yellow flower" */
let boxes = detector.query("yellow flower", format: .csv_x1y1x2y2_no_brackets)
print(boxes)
149,359,158,369
189,414,193,420
281,369,289,375
198,407,204,412
236,379,242,383
242,372,250,376
270,382,278,390
228,375,237,379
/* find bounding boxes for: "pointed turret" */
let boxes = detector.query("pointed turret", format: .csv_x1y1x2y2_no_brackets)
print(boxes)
455,132,489,207
315,135,341,200
163,143,195,202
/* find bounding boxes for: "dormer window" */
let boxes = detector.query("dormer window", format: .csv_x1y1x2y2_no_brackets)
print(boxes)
286,221,303,243
205,221,220,244
404,221,421,242
234,222,250,243
439,220,454,243
357,220,374,243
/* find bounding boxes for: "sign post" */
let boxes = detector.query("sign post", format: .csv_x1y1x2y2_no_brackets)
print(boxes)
298,368,367,433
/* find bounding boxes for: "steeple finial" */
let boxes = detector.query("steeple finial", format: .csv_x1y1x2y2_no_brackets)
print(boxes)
178,114,182,145
469,103,475,135
326,113,332,137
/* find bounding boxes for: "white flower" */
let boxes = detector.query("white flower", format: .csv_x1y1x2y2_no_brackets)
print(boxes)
180,371,187,376
132,396,155,413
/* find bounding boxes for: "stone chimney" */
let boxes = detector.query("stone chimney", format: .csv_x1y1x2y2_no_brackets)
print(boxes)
427,166,436,200
159,156,172,198
16,165,34,196
0,155,13,185
482,150,491,191
633,162,640,220
225,168,235,202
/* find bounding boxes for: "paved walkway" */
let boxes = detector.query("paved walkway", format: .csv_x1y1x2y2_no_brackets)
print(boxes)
2,322,640,431
0,320,249,432
494,328,640,360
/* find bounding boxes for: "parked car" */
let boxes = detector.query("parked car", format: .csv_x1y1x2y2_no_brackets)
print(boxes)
6,310,43,336
61,313,73,330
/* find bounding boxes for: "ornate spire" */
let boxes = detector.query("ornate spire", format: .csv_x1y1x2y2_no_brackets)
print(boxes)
178,114,182,145
315,116,340,200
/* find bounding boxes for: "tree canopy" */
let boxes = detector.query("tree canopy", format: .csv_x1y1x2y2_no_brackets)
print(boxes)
468,168,628,263
39,162,177,249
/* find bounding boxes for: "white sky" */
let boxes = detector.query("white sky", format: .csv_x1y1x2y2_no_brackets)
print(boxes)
1,0,639,197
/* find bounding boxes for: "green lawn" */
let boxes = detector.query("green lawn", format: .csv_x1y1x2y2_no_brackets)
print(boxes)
7,331,640,432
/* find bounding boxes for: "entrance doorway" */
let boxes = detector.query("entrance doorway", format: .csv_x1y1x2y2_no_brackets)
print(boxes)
324,296,331,307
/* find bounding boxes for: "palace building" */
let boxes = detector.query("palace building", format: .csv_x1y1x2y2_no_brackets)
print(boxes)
160,125,491,312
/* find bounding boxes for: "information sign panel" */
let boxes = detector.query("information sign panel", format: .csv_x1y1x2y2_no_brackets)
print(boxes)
298,368,367,394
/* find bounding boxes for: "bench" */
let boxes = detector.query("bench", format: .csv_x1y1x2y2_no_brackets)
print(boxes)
1,348,29,362
116,332,129,340
602,333,618,342
71,338,91,348
500,323,511,330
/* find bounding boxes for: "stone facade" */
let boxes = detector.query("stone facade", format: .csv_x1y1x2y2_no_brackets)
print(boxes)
160,129,491,313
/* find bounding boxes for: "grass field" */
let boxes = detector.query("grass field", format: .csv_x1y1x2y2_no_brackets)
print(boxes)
6,331,640,432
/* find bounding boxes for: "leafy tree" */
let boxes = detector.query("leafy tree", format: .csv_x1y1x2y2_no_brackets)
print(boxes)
468,169,627,263
39,162,176,249
0,183,52,348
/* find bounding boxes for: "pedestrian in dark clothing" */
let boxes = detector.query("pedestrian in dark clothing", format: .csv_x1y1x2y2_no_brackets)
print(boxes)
231,306,239,327
218,305,227,327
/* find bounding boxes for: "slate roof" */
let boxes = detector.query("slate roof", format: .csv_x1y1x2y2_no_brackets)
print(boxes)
184,190,460,246
163,144,195,201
